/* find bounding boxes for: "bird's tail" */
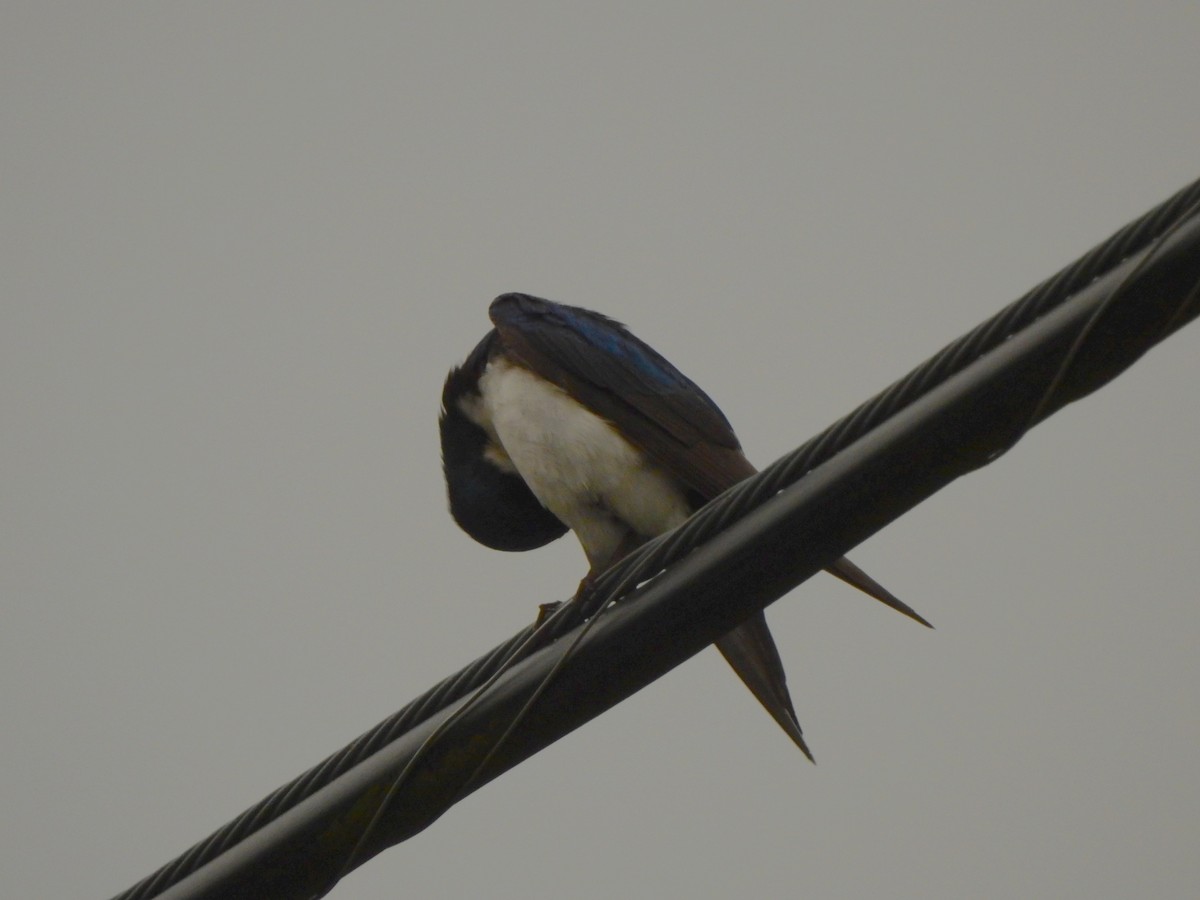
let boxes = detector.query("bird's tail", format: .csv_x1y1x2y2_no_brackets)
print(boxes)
825,556,933,629
716,556,929,760
715,612,814,762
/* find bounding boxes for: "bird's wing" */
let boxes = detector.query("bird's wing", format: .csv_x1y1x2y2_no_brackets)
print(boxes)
489,293,755,501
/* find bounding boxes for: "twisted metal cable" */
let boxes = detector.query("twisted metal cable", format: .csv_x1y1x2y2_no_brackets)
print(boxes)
111,628,539,900
109,174,1200,900
580,176,1200,615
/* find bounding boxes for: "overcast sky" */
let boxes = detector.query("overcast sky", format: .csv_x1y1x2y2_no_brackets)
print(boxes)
4,4,1199,899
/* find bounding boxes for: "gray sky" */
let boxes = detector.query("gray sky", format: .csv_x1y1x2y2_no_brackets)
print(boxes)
4,4,1199,899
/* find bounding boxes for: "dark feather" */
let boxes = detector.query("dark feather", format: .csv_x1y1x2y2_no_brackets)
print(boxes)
715,612,814,760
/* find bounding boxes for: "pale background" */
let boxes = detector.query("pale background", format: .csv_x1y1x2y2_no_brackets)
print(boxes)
4,4,1199,899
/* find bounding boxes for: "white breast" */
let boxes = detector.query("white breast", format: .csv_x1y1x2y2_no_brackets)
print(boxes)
463,358,692,569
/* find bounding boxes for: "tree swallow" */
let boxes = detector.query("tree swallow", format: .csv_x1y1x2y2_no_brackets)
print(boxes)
440,293,929,759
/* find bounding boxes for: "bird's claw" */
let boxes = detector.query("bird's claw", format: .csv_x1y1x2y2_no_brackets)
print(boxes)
534,601,562,628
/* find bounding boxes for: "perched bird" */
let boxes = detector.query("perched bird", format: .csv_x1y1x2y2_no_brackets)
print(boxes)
440,293,929,759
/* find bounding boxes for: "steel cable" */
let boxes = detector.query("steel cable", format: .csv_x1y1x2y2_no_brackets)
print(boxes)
109,175,1200,900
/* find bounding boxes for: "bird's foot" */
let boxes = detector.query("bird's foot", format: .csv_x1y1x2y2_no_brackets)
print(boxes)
573,573,597,602
534,601,562,628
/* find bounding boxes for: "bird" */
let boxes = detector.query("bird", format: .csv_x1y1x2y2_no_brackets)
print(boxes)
439,292,930,759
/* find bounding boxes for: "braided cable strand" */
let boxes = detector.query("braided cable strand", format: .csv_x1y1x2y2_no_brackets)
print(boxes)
582,177,1200,613
109,175,1200,900
110,626,537,900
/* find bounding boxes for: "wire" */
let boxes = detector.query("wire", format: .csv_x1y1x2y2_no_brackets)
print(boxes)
108,175,1200,900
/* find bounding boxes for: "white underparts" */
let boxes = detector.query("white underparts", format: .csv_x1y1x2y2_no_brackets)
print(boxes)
463,358,692,569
